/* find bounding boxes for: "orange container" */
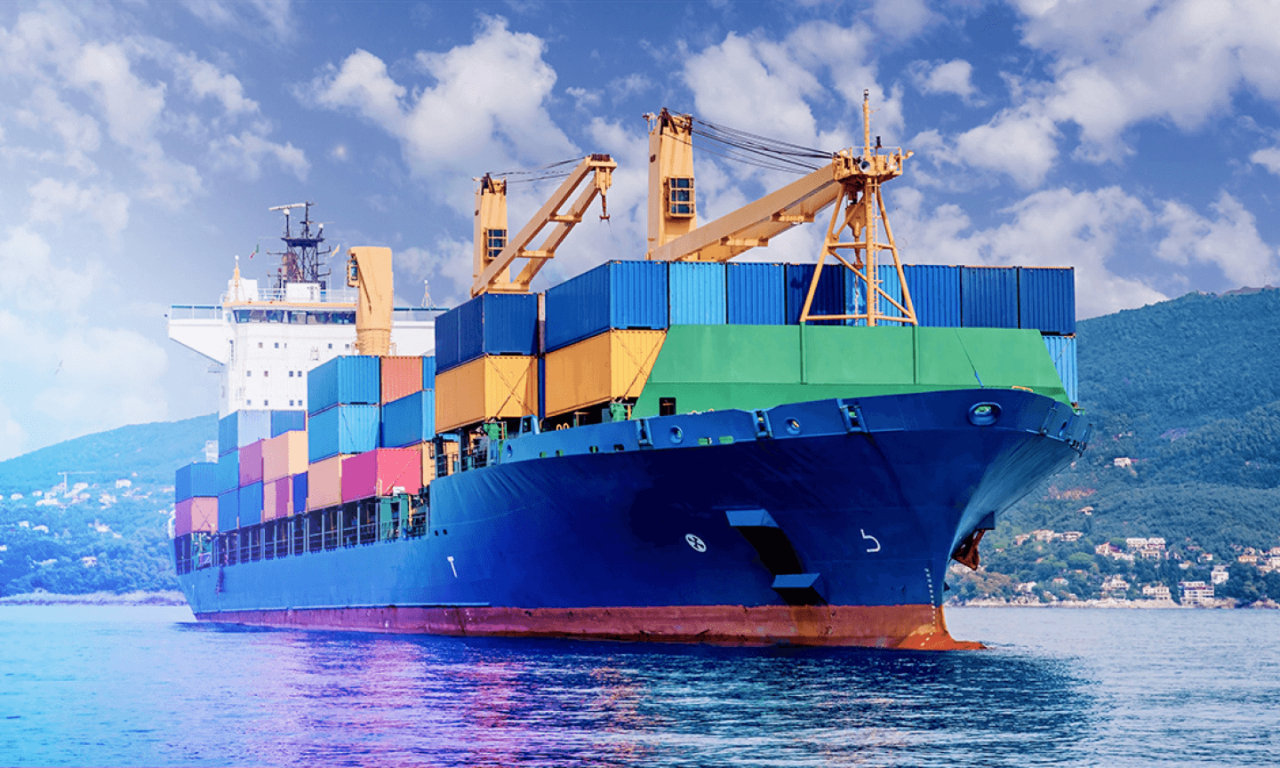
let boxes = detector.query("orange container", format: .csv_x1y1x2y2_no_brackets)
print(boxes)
434,355,538,432
381,355,424,403
262,431,308,482
176,497,218,535
307,454,349,511
544,329,665,417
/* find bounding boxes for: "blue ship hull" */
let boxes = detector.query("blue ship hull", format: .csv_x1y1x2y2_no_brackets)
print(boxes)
178,388,1088,648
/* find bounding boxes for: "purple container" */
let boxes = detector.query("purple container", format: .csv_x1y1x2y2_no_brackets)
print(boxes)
238,440,264,486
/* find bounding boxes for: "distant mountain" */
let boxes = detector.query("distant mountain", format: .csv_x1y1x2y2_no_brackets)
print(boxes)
0,414,217,495
976,288,1280,603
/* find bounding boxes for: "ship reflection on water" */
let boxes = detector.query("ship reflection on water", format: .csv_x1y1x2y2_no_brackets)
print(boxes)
215,628,1093,767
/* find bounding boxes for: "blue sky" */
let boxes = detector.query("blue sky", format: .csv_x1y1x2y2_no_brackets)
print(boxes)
2,0,1279,459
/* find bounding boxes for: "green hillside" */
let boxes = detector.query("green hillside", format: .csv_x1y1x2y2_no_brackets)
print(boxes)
0,414,216,596
968,288,1280,604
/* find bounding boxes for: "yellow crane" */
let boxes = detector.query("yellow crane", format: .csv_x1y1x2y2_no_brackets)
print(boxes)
472,154,617,297
646,92,917,326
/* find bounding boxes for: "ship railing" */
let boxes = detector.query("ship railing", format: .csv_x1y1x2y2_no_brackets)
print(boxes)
169,304,225,321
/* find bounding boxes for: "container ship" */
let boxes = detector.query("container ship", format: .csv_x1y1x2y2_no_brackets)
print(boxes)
170,99,1088,649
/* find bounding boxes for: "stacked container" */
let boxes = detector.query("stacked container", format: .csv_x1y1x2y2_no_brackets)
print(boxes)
668,262,727,324
785,264,846,325
435,293,540,432
341,448,423,502
174,462,218,536
263,430,306,521
727,263,785,325
541,261,669,420
305,356,381,511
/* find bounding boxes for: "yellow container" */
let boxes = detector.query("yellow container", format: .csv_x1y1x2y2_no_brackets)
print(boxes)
435,355,538,432
419,440,460,484
544,330,666,417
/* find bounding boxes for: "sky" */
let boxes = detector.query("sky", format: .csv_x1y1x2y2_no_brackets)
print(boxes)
2,0,1279,460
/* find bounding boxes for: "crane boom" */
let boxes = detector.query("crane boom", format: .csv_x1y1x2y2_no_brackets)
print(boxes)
472,154,616,297
646,155,859,262
644,94,917,327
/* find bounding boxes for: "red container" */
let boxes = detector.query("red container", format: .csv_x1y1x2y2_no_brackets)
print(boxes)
381,356,424,403
341,448,422,503
175,497,218,536
239,439,265,486
274,477,291,518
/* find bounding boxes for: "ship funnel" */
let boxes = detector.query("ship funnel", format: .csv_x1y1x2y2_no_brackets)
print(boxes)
346,246,393,356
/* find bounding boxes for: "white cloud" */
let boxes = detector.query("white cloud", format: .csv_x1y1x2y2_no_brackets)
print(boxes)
892,185,1168,318
0,227,95,314
870,0,936,40
69,42,166,150
211,131,308,181
181,0,297,44
1250,146,1280,176
913,59,976,100
954,0,1280,183
0,403,28,462
26,179,130,236
953,108,1059,188
684,32,822,145
310,17,577,211
1156,192,1280,288
170,51,258,115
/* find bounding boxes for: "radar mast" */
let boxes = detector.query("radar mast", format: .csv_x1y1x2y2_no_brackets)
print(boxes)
268,202,332,289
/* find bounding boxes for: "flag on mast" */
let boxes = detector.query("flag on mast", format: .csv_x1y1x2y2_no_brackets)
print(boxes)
249,242,259,259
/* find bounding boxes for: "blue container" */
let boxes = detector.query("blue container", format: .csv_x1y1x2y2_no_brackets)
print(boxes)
269,409,307,437
422,356,436,389
215,451,239,494
218,410,271,455
308,403,381,462
845,264,911,326
545,260,669,351
786,263,846,325
1019,267,1076,335
174,461,218,503
433,307,460,374
238,481,263,527
292,472,308,514
438,293,538,372
216,488,239,531
669,262,727,324
307,356,380,415
1043,334,1079,404
902,264,961,327
961,266,1019,328
381,390,436,448
727,262,785,324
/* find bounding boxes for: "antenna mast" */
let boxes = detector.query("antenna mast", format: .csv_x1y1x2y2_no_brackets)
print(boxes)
268,202,332,289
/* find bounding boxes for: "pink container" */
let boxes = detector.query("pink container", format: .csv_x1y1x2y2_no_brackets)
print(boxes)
308,455,345,511
263,432,307,482
262,480,277,521
341,448,422,503
274,477,291,518
239,439,265,486
175,497,217,536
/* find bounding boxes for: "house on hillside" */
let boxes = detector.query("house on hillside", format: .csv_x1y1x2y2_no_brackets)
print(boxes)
1179,581,1214,604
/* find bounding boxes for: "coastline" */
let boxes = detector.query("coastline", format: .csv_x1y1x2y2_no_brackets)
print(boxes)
950,597,1280,610
0,590,187,606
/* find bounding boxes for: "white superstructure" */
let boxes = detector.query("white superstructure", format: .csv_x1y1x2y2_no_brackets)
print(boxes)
168,269,436,416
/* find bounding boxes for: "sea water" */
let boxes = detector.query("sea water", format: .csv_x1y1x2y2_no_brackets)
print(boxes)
0,605,1277,766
